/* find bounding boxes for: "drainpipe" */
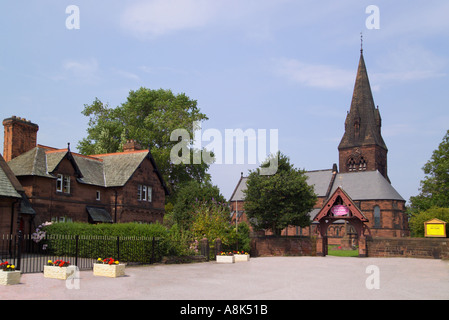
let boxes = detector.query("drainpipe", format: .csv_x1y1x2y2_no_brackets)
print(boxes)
9,198,19,235
8,198,19,256
114,189,118,223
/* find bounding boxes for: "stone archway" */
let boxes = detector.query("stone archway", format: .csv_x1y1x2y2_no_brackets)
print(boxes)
313,187,371,257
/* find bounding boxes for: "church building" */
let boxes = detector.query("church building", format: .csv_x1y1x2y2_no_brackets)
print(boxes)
230,48,410,241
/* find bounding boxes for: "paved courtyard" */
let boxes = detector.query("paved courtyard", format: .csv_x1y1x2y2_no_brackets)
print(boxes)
1,256,448,300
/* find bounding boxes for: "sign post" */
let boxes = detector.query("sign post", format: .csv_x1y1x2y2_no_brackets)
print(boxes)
424,218,447,238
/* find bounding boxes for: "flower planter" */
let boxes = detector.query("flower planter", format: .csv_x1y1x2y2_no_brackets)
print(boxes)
0,270,21,285
93,263,125,278
216,255,235,263
44,265,76,280
234,254,250,262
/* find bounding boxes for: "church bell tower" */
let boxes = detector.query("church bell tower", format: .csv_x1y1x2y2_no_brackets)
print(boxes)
338,47,389,182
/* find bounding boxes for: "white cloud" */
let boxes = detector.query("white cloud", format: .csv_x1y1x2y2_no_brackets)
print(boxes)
61,58,100,84
120,0,221,38
113,69,140,81
371,44,447,88
273,58,354,90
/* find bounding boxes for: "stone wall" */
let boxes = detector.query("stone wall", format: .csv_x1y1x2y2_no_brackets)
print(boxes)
367,237,449,259
250,236,316,257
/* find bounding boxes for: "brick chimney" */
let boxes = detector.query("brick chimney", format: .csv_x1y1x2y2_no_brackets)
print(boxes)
3,116,39,162
123,139,141,152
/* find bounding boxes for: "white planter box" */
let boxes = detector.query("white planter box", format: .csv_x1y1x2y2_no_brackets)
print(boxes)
216,255,235,263
93,263,125,277
234,254,250,262
44,265,76,280
0,270,21,285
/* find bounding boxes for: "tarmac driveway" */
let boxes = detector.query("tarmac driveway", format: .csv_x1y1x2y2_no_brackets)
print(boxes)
1,256,448,300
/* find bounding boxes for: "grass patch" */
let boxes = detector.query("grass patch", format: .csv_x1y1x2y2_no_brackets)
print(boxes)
327,245,359,257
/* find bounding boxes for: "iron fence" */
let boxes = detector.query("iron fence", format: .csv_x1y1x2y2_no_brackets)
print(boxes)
0,233,160,273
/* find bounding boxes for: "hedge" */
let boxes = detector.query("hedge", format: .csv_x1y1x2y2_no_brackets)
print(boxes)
41,222,182,263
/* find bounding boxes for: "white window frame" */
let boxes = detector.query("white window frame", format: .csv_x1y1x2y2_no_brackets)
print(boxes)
138,184,153,202
56,174,63,192
63,176,70,194
142,185,147,201
138,184,142,201
56,174,70,194
96,190,101,201
147,186,152,202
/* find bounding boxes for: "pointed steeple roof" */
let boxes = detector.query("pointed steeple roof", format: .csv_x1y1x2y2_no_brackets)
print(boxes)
338,51,387,151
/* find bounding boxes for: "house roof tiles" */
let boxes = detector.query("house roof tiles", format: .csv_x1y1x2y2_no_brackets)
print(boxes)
230,168,404,202
7,146,168,194
0,153,23,198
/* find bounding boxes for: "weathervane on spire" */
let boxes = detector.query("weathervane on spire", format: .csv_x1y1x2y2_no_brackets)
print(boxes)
360,32,363,53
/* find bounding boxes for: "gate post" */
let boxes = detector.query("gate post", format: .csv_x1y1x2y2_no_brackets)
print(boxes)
200,238,209,261
16,231,23,270
215,238,222,256
316,235,328,256
358,236,367,257
75,235,79,267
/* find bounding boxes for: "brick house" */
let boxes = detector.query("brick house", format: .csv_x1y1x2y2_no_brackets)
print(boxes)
0,153,35,235
230,50,410,240
2,116,169,235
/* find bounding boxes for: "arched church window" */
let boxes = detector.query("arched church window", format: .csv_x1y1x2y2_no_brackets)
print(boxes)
359,157,367,171
374,205,381,228
347,158,356,172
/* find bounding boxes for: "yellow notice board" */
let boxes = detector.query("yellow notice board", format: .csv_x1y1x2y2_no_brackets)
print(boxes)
424,218,447,238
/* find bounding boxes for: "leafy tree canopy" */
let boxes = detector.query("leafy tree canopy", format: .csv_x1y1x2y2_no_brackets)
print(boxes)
243,152,317,235
408,207,449,237
409,130,449,213
77,87,210,198
169,180,227,230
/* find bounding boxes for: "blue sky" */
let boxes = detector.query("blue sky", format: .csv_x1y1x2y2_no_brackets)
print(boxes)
1,1,448,202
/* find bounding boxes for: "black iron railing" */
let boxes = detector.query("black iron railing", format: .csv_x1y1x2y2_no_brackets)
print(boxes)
0,233,160,273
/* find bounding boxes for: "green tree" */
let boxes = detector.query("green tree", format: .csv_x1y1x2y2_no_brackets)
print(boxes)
408,207,449,237
235,221,251,253
191,200,235,249
243,152,317,235
77,87,210,197
409,130,449,213
169,180,227,230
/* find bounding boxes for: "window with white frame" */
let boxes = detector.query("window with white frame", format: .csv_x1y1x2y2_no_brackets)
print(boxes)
138,184,153,202
63,176,70,193
138,184,142,200
56,174,71,194
56,174,63,192
142,185,147,201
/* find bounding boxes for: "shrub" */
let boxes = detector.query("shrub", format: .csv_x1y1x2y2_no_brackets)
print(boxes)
41,222,172,263
409,207,449,237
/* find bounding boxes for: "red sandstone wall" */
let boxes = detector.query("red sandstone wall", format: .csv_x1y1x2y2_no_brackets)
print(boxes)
367,237,449,259
250,236,316,257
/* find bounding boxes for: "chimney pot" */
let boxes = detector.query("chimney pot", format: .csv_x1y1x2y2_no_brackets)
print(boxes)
3,116,39,161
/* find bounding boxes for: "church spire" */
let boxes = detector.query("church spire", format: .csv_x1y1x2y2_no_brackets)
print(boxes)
338,47,389,181
339,50,386,150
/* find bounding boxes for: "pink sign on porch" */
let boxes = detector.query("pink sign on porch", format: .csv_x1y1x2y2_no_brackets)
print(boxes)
331,205,349,216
